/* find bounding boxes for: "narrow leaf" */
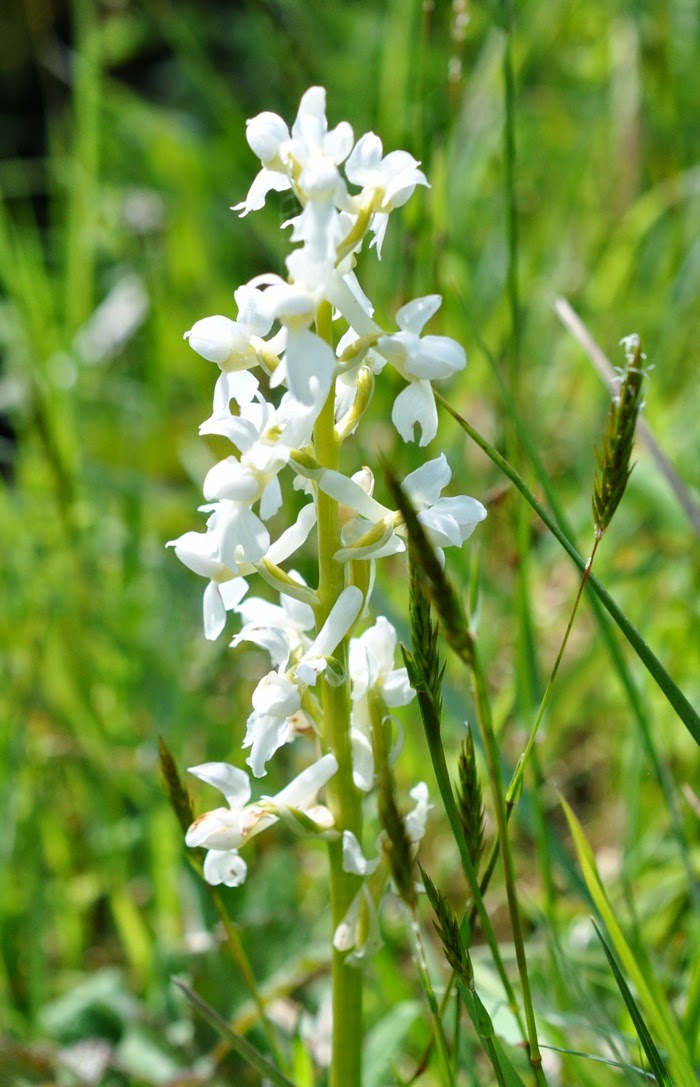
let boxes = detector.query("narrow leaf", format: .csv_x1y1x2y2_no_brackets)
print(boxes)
561,798,696,1087
438,393,700,748
172,978,296,1087
592,920,673,1086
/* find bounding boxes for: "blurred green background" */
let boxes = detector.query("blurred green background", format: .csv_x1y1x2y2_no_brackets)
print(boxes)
1,0,698,1083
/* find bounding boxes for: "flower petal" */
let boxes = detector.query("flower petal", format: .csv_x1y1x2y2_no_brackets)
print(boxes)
266,502,317,565
380,668,415,707
405,782,432,843
396,295,442,335
351,728,374,792
230,623,291,670
404,335,466,380
391,379,438,445
308,586,363,659
203,849,248,887
187,761,251,808
244,711,293,777
203,581,226,641
342,830,380,876
273,753,338,810
284,328,335,407
402,453,451,509
319,470,388,522
245,111,289,163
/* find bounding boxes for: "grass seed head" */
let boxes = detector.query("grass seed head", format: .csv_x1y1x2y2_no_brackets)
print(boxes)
592,334,647,539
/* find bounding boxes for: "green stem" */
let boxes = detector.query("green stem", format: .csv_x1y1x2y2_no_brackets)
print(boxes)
409,909,456,1087
501,0,521,416
464,641,547,1084
314,302,363,1087
414,680,528,1044
210,888,287,1073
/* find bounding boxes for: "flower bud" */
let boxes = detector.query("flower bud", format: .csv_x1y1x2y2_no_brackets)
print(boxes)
184,315,251,369
246,111,289,164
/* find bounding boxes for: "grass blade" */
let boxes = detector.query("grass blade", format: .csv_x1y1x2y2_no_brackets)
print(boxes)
561,798,696,1087
437,392,700,749
592,920,673,1086
172,978,296,1087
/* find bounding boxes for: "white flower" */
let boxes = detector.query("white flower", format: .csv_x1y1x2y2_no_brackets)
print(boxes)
243,587,364,775
234,265,337,409
346,133,428,211
333,786,430,963
200,392,318,521
234,87,353,217
349,617,414,707
186,754,338,886
231,581,315,670
342,830,380,876
319,454,486,565
376,296,466,445
184,281,274,375
404,783,432,844
167,501,317,640
345,133,429,256
333,883,383,963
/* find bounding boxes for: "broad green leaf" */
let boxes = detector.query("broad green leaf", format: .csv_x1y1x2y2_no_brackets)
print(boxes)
363,1001,421,1087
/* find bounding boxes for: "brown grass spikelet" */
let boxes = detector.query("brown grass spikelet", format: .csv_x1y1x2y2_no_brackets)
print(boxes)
158,735,195,834
592,334,647,539
408,556,445,716
377,765,417,908
456,726,485,876
420,866,472,985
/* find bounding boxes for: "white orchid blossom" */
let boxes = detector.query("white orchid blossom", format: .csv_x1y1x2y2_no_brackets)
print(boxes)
333,881,384,964
345,132,429,257
377,296,466,446
342,830,380,877
243,586,363,776
333,784,432,962
349,617,414,706
167,500,317,640
231,578,315,670
347,617,414,791
234,87,353,218
183,280,278,409
200,392,319,520
320,454,486,565
186,754,339,886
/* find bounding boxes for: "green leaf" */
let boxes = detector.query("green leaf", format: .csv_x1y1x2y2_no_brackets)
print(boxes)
561,798,696,1087
592,920,673,1086
172,978,296,1087
363,1001,421,1087
456,983,527,1087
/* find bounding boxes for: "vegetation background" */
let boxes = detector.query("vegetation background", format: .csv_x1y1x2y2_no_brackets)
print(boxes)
0,0,698,1083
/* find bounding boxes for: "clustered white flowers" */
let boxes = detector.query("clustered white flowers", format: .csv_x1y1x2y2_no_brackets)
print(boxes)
170,88,486,956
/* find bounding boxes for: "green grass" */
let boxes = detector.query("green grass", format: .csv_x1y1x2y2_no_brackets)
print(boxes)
0,0,698,1083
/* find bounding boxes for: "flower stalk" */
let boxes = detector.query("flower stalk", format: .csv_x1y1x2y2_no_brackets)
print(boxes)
314,301,364,1087
170,87,487,1084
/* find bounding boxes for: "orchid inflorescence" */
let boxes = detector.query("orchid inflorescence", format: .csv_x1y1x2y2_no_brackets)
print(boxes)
169,87,486,959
